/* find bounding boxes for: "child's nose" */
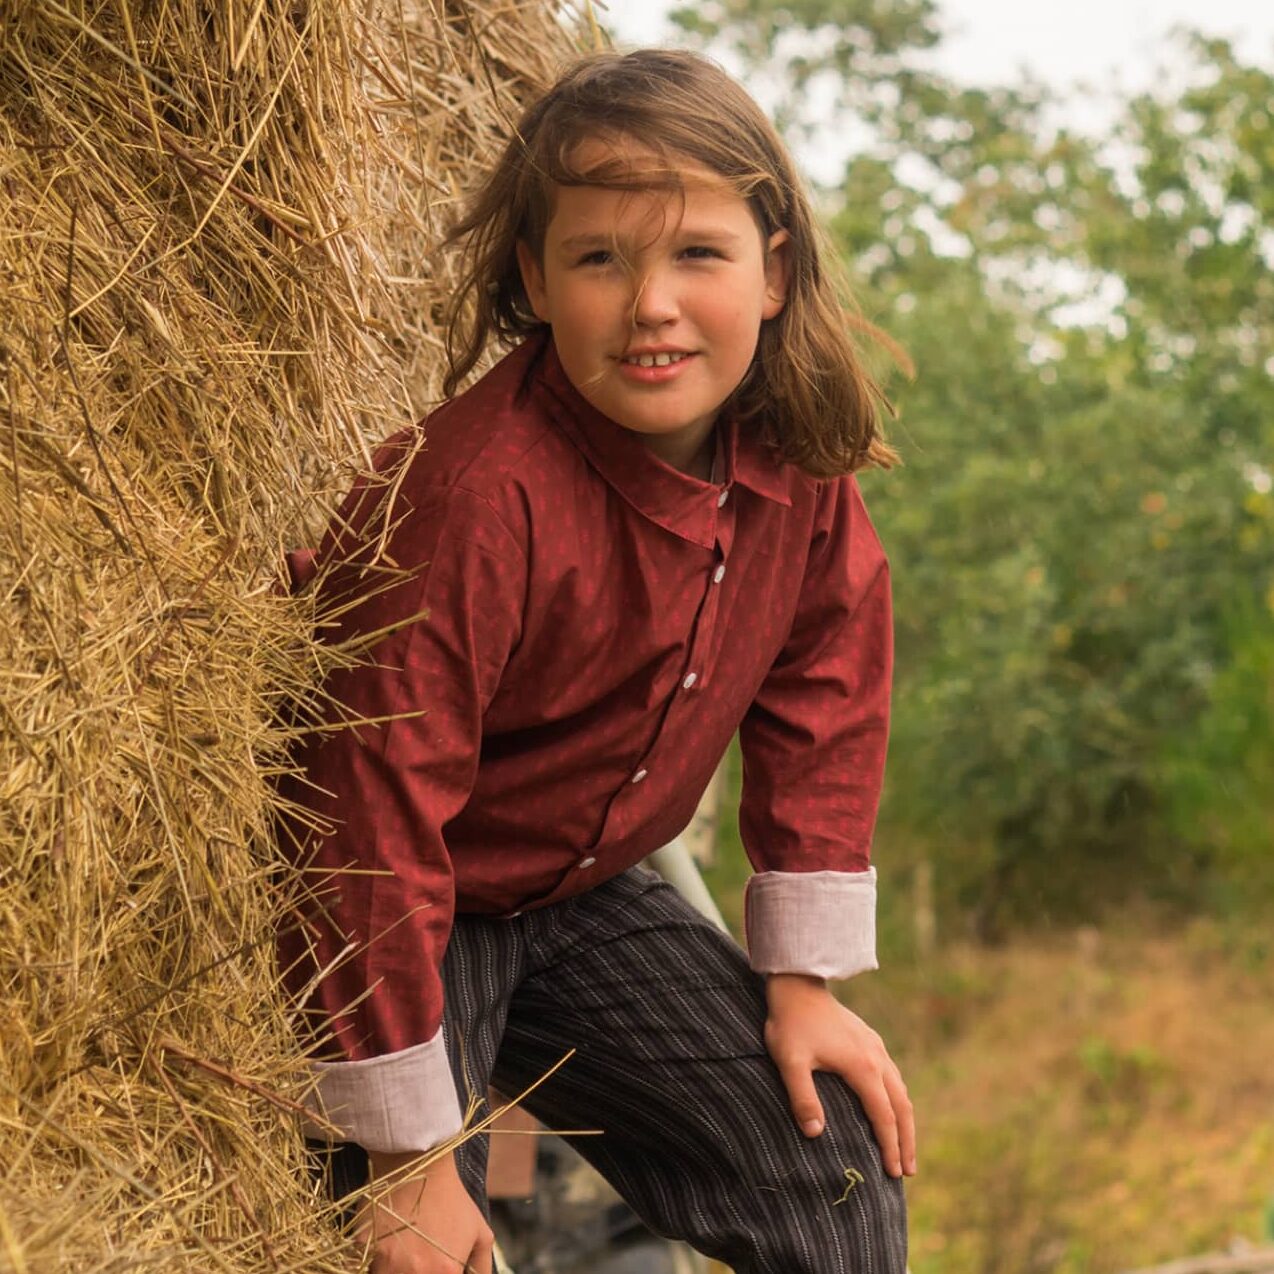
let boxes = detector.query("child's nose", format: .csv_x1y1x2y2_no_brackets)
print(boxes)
630,269,679,327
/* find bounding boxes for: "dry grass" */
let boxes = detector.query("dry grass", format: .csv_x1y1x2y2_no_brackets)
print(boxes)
0,2,590,1268
847,924,1274,1274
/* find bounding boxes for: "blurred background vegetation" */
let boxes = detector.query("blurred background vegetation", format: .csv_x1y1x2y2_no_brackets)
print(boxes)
613,2,1274,1270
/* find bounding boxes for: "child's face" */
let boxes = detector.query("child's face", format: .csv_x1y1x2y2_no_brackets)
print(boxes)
516,137,789,472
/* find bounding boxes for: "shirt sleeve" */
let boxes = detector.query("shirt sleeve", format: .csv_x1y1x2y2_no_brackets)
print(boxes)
278,478,525,1153
738,475,892,982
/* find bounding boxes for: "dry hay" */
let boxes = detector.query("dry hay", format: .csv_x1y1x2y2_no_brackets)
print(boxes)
0,1,590,1268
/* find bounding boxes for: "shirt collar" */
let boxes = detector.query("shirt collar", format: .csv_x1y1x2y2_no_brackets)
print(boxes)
531,336,792,548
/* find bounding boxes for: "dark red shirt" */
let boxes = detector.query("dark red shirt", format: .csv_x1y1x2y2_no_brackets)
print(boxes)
281,335,891,1071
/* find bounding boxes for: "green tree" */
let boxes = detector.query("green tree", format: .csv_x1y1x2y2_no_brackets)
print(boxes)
670,8,1274,933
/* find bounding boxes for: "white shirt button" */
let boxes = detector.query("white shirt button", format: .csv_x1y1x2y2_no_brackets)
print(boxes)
631,768,648,784
578,856,597,869
682,672,698,690
712,564,726,584
717,487,730,507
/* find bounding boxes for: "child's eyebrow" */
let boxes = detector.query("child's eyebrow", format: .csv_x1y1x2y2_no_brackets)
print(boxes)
674,226,746,246
556,227,747,253
557,233,615,252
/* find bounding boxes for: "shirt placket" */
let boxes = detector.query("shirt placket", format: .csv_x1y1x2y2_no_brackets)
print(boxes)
540,482,739,897
599,484,736,832
677,482,735,697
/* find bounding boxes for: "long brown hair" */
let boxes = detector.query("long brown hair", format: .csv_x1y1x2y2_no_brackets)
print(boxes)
443,48,898,476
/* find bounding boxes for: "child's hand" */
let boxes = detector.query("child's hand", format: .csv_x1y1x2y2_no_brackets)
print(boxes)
764,972,917,1179
358,1148,494,1272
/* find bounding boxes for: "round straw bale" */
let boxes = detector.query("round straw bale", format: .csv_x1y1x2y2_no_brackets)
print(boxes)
0,2,588,1267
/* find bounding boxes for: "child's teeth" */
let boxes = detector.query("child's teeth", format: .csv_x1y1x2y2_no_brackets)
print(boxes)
630,353,685,367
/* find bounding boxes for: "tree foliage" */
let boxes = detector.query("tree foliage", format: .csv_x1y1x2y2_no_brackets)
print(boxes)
671,7,1274,933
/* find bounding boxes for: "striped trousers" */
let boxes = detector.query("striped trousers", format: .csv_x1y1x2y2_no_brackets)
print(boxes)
329,866,908,1273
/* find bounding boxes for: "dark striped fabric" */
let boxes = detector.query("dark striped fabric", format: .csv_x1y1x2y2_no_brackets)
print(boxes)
327,867,908,1272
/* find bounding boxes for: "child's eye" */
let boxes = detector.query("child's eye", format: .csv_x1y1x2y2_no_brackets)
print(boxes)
576,249,613,266
681,245,723,261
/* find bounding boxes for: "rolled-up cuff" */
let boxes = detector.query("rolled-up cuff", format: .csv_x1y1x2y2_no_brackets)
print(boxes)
744,868,878,980
304,1031,463,1154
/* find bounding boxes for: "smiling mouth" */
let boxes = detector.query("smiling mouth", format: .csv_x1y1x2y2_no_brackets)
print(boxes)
620,351,693,368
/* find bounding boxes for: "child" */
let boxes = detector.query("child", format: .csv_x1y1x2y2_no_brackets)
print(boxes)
281,47,913,1274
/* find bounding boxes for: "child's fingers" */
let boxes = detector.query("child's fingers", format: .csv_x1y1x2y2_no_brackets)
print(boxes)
849,1070,903,1178
775,1056,826,1137
467,1233,495,1274
886,1064,917,1176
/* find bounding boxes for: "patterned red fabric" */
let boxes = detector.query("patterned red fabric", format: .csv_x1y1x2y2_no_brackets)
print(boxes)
279,334,891,1065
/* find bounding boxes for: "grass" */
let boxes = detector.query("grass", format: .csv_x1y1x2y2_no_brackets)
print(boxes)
703,744,1274,1273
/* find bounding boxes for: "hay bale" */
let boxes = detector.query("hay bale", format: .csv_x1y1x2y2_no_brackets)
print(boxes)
0,2,585,1267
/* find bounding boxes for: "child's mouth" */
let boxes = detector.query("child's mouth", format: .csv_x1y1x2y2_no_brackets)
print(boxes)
616,351,697,384
616,351,696,384
621,351,693,368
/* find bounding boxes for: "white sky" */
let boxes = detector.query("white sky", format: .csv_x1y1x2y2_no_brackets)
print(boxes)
604,0,1274,182
604,0,1274,87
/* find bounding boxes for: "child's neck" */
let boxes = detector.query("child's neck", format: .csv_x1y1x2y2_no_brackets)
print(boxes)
682,431,716,481
636,422,718,481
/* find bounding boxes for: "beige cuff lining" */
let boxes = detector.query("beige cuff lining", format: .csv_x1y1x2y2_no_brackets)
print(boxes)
745,868,878,981
305,1030,463,1154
